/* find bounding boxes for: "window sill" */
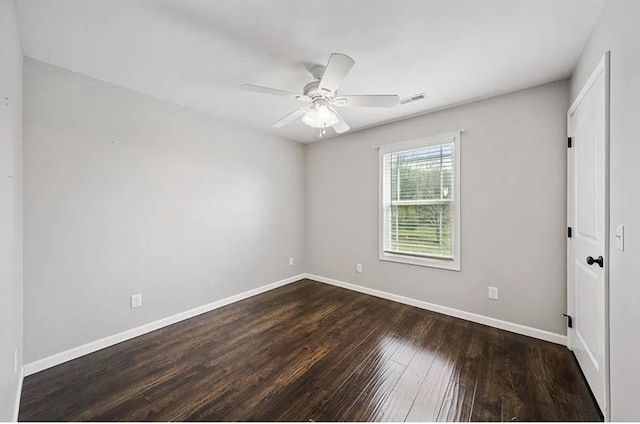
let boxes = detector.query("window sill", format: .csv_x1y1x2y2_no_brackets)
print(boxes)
379,252,461,271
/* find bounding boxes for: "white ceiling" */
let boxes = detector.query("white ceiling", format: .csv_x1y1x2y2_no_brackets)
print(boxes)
17,0,604,143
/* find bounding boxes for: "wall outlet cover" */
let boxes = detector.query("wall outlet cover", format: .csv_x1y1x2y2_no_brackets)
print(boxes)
488,286,499,300
131,293,142,309
289,257,294,266
356,263,363,273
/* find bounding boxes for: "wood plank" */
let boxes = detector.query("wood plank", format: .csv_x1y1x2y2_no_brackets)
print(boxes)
339,359,407,421
305,329,406,421
501,334,534,421
405,319,470,421
370,390,414,422
436,323,483,422
393,315,449,401
469,326,504,421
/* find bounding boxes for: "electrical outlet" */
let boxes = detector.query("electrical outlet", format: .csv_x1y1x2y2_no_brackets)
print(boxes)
356,263,363,273
131,293,142,309
13,349,18,375
289,257,294,266
488,286,499,300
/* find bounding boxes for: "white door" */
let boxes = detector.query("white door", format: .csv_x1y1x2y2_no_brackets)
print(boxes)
567,52,609,417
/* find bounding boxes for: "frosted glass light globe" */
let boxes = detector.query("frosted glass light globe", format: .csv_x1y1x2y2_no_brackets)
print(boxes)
302,104,339,128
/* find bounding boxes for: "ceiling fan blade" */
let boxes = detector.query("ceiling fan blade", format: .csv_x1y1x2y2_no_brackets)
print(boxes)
271,107,309,128
333,94,400,108
242,84,311,102
318,53,355,93
332,109,350,134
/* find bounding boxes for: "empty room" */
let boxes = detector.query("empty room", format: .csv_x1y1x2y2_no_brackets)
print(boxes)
1,0,639,421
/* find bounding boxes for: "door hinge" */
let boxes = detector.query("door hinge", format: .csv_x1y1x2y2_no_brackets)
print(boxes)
568,227,572,238
562,313,573,328
568,137,572,148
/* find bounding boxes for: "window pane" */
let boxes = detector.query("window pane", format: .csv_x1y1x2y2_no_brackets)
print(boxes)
388,203,453,258
390,144,454,202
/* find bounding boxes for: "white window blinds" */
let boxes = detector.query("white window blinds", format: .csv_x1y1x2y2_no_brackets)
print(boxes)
380,131,460,269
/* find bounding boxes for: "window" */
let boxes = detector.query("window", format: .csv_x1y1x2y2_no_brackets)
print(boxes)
379,131,461,270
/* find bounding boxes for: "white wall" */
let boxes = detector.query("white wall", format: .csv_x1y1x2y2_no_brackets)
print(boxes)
306,80,569,335
571,0,640,420
0,0,23,420
23,58,305,364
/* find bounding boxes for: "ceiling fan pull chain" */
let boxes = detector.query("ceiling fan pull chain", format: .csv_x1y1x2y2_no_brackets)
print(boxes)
319,123,327,138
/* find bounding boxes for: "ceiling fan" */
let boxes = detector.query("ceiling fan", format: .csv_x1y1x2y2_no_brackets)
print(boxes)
242,53,400,137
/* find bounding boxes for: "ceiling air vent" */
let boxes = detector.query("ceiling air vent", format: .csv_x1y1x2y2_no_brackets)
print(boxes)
400,93,426,105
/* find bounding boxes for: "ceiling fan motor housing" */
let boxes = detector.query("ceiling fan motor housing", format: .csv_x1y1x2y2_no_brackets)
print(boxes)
303,80,333,100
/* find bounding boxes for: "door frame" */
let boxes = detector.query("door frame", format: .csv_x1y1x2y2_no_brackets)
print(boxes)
566,51,610,420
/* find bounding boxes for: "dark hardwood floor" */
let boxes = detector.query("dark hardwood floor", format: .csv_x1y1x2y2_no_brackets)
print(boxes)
19,279,601,421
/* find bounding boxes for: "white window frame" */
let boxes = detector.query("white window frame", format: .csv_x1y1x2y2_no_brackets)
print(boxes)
378,130,461,271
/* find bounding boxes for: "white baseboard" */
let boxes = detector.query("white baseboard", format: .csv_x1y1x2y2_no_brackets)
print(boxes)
305,273,568,346
24,271,567,377
12,366,24,422
24,274,306,376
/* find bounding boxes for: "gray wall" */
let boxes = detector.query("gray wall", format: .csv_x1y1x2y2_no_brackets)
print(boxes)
306,80,569,335
571,0,640,420
0,0,23,420
23,59,305,364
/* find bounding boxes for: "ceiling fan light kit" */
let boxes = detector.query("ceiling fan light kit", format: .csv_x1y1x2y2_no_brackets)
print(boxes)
301,101,339,128
242,53,403,137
